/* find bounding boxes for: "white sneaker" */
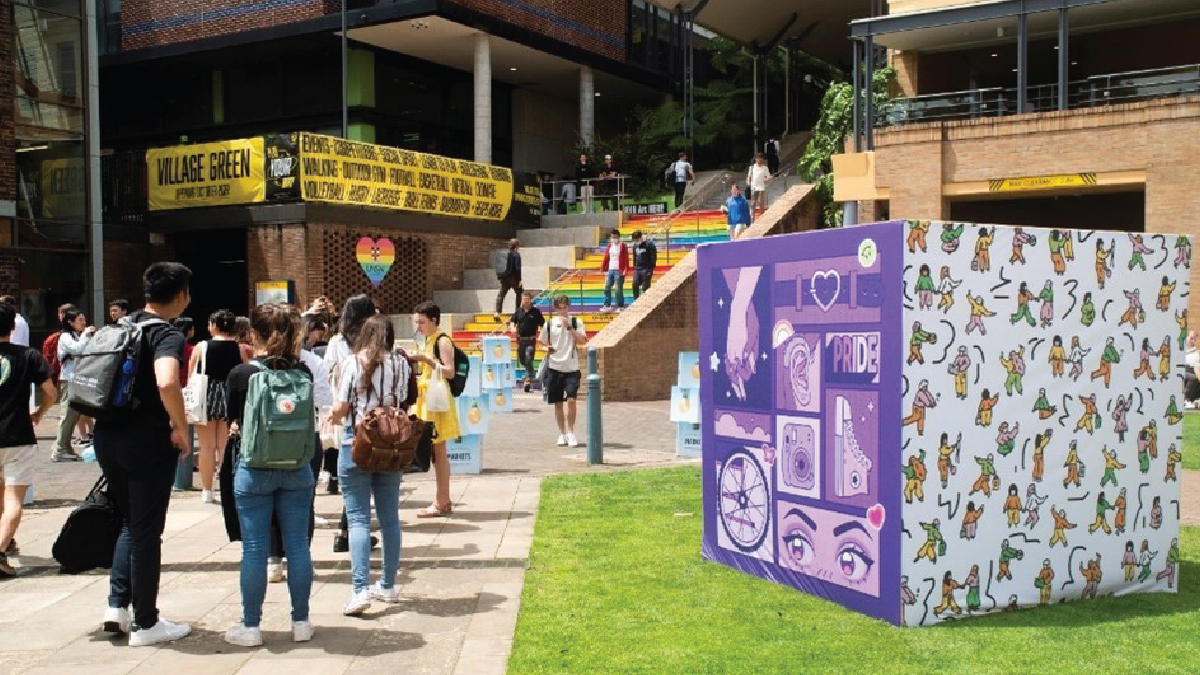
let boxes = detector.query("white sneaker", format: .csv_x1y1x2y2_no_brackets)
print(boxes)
267,561,285,583
370,581,400,604
343,590,371,616
314,515,330,527
129,618,191,647
51,451,81,462
292,620,314,643
556,434,568,447
201,490,214,504
102,606,131,634
566,433,579,448
224,623,263,647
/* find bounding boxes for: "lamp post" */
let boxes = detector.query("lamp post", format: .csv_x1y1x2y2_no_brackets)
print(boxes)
341,0,348,139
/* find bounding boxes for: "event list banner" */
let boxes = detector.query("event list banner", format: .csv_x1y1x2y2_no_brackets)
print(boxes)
297,133,515,221
147,138,266,211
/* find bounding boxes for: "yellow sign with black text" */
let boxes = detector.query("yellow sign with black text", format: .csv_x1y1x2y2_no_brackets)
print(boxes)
147,138,266,211
987,172,1098,193
297,133,514,220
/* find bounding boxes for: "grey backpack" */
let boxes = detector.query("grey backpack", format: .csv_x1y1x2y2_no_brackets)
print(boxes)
69,317,167,420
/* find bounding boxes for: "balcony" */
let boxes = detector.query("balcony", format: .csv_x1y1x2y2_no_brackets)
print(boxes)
882,64,1200,127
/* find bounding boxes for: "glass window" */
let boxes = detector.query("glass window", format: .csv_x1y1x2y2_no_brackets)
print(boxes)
15,140,87,231
15,0,82,17
13,5,83,106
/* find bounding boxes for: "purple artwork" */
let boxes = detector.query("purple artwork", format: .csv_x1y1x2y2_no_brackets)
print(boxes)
699,223,904,624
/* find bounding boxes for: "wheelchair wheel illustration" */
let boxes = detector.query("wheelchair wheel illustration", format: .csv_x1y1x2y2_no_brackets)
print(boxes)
718,449,770,553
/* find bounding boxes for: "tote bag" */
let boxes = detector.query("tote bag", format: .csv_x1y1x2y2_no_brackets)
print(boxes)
183,341,209,424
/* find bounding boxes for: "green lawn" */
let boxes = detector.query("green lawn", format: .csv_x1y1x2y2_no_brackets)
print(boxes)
1185,414,1200,471
509,467,1200,675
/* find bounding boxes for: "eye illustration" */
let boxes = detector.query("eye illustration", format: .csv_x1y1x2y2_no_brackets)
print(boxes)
782,530,815,568
837,543,875,583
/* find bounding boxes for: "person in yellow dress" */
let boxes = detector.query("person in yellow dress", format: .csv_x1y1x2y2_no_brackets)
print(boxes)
411,302,461,517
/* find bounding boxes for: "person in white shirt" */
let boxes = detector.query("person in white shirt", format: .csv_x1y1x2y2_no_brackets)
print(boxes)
540,295,588,447
0,296,28,347
52,309,95,462
666,152,695,211
747,152,771,215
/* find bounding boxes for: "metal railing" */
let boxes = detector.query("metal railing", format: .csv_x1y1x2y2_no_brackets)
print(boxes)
539,175,629,215
882,63,1200,127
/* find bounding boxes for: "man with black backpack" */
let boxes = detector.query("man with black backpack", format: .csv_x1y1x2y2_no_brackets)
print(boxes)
541,295,588,448
91,262,194,646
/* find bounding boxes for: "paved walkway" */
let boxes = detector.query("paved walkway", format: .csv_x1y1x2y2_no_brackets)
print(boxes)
1,393,695,675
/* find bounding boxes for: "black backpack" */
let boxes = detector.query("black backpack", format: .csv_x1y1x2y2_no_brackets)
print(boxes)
434,333,470,397
52,477,122,574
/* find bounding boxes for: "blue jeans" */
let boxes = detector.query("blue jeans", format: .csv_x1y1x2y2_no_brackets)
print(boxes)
234,463,315,627
604,270,625,308
339,441,402,594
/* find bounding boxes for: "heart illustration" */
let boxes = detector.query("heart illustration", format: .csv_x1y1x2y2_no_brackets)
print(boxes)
355,237,396,288
866,503,885,530
810,269,841,312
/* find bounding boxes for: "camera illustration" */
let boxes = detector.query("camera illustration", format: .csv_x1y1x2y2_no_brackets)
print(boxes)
835,396,873,497
781,422,816,491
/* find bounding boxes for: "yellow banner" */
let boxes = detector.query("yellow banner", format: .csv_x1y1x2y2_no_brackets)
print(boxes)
988,172,1098,192
147,138,266,211
40,157,85,220
297,133,514,220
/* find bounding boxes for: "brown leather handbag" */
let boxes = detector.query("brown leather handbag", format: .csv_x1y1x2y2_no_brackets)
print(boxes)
350,357,425,472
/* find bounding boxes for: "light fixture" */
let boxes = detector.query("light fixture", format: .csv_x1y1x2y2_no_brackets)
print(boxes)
16,144,49,153
595,92,601,97
1071,61,1078,65
510,67,517,71
1011,68,1018,72
1053,45,1059,50
996,26,1006,38
991,53,999,57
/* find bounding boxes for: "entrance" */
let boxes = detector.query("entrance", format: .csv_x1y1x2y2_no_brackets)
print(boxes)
172,229,248,339
948,190,1145,233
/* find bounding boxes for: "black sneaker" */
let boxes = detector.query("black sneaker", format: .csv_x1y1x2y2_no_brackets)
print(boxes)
0,552,16,578
4,539,16,555
326,478,339,495
333,534,378,553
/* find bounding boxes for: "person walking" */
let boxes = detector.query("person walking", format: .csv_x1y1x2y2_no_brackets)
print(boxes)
723,185,752,239
576,153,597,214
494,238,523,322
747,153,771,216
190,311,247,504
0,302,57,578
329,315,411,615
666,152,695,211
97,262,193,646
541,295,588,447
631,231,658,300
508,292,545,392
51,309,95,462
765,138,780,175
222,304,317,647
601,229,630,313
411,302,459,518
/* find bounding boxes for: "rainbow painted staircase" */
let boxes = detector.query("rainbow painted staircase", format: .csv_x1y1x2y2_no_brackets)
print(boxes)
448,210,730,383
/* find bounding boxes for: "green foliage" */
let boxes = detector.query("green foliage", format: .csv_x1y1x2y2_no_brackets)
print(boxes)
799,66,896,227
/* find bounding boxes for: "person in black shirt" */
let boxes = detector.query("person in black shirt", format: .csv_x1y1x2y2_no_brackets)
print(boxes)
95,262,194,647
631,231,658,300
0,302,56,577
494,238,523,321
508,292,546,392
576,153,597,214
597,154,621,212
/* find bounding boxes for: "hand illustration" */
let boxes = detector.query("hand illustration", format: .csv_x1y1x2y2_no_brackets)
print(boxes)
725,266,762,400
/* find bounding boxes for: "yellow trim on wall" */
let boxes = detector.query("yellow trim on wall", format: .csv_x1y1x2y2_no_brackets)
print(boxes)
943,170,1147,197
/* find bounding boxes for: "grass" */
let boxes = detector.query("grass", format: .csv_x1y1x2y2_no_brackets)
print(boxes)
1185,414,1200,471
508,467,1200,675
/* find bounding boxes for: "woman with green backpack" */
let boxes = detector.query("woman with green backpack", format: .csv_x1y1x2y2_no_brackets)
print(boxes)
222,304,317,647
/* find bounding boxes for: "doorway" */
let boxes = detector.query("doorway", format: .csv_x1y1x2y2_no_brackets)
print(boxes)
949,190,1145,234
172,228,248,340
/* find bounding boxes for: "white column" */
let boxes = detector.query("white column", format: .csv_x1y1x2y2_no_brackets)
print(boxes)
579,66,595,147
473,32,492,164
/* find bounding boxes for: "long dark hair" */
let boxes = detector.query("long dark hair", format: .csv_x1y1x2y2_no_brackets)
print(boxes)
61,309,83,334
354,315,394,397
249,304,300,363
339,294,376,347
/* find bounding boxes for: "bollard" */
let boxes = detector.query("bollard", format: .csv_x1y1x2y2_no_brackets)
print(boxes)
586,347,603,465
173,425,195,491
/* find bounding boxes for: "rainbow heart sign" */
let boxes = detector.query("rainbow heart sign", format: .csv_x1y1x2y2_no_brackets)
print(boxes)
356,237,395,287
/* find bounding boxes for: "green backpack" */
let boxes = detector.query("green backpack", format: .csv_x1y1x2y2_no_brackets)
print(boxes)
241,359,315,470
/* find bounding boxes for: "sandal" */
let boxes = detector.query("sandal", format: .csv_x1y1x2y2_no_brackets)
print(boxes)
416,503,453,518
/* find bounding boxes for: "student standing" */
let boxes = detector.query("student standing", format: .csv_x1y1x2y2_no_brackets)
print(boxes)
51,309,95,462
723,185,752,239
666,152,695,211
541,296,588,447
508,292,545,392
494,238,523,322
601,229,630,313
630,231,658,300
410,302,459,518
597,154,621,212
576,153,597,214
0,303,56,578
329,315,410,614
109,299,131,324
190,310,248,504
97,262,193,646
223,305,316,647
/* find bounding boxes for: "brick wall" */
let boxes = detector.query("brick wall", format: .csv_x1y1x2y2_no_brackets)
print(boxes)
120,0,325,51
0,0,15,203
446,0,626,61
247,221,507,312
103,240,178,306
592,185,822,401
869,94,1200,322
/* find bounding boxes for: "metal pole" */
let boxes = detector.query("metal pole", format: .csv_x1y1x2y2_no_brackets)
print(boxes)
852,39,862,153
753,55,759,155
843,201,858,227
586,347,603,464
784,46,790,135
341,0,348,138
864,35,875,150
1017,10,1028,113
83,0,104,321
1058,7,1069,111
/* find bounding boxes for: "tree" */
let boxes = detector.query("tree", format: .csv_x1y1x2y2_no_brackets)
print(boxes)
798,67,896,227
